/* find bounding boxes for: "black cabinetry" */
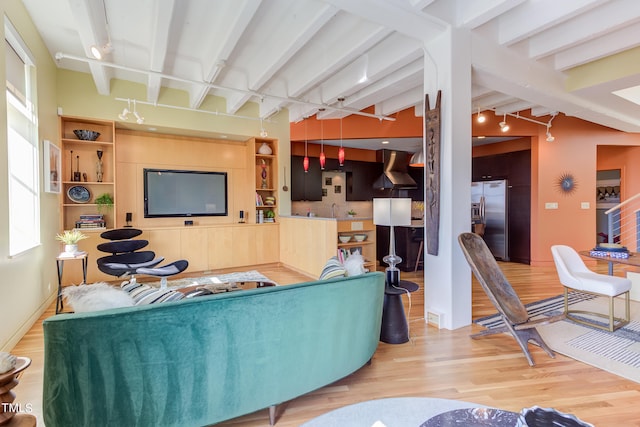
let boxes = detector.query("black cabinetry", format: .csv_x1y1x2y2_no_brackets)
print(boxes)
472,149,531,264
291,155,323,201
346,160,383,201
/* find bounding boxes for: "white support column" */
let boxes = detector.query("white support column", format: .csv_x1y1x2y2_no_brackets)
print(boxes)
423,27,473,330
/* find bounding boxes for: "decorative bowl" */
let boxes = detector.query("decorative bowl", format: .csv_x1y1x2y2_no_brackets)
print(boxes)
73,129,101,141
338,235,351,243
353,234,367,242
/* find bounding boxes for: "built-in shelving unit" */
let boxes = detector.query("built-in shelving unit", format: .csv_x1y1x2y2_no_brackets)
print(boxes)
337,219,376,271
59,116,116,230
253,138,278,224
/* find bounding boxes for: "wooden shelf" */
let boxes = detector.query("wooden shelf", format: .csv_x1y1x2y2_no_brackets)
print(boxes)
60,116,116,230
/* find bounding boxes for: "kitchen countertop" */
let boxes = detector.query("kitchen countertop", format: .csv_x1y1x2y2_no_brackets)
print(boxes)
281,215,373,221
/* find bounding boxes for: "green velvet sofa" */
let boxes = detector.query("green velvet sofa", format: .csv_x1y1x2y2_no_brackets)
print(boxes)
42,272,385,426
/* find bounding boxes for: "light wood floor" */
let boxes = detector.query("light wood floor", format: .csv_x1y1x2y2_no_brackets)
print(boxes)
10,262,640,427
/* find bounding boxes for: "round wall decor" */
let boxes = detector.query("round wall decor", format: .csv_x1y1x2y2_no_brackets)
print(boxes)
557,173,577,194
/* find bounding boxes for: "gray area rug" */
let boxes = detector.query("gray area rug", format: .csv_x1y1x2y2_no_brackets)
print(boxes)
300,397,489,427
143,270,277,289
475,293,640,383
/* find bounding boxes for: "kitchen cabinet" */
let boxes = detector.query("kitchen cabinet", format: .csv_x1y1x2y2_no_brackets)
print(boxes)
346,160,383,201
291,155,323,201
376,225,423,272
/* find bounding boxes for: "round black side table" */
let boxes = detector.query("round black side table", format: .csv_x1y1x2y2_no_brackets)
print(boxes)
380,279,419,344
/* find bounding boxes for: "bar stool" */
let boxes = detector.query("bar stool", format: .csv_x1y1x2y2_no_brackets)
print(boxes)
414,237,424,272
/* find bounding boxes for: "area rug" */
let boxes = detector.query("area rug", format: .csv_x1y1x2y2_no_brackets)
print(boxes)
142,270,278,289
475,293,640,383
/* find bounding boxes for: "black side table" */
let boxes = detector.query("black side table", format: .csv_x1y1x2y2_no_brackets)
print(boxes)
380,279,419,344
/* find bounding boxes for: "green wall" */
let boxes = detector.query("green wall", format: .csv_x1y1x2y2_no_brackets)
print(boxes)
1,0,60,351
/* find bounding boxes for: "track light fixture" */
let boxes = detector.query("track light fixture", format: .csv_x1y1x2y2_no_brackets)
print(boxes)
90,0,113,60
499,114,509,132
117,99,144,124
476,107,486,123
546,128,555,142
133,100,144,124
118,99,130,120
490,109,558,141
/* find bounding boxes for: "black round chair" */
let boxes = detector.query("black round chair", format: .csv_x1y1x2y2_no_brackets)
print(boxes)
96,228,164,283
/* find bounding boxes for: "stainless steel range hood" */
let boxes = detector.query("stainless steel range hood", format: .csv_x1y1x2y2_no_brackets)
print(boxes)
373,149,417,190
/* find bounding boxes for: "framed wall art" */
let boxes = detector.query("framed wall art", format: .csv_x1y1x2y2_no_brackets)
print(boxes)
44,140,61,193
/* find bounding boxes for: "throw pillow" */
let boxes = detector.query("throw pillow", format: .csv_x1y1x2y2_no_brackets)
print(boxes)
344,250,366,276
62,282,134,313
319,256,347,280
121,282,185,305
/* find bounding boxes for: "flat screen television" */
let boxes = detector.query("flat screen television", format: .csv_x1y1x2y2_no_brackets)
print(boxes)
144,168,228,218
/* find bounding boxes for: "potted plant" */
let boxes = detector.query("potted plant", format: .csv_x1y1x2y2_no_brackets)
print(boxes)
347,209,356,218
95,193,114,213
55,229,88,254
264,210,276,223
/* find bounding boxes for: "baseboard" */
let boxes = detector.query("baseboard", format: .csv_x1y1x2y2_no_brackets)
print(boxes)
1,292,56,353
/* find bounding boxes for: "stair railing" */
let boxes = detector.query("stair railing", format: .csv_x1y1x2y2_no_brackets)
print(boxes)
605,192,640,252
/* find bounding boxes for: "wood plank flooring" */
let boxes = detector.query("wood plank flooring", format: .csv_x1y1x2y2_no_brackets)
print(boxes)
9,262,640,426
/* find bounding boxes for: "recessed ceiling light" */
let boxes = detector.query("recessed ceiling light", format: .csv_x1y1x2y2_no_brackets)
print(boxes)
220,135,228,139
477,136,485,139
381,140,389,144
147,127,157,131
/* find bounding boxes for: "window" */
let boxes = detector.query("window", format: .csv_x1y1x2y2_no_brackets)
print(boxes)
5,18,39,256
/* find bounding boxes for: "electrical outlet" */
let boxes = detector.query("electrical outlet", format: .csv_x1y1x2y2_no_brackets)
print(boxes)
581,202,590,209
545,202,558,209
427,311,442,328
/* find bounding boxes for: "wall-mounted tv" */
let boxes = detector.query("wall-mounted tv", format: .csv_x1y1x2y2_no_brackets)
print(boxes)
144,168,228,218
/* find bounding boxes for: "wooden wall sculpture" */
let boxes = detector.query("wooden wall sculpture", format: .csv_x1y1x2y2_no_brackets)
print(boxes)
424,90,441,256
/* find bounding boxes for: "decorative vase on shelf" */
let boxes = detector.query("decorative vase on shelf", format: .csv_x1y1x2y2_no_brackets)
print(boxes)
258,142,272,155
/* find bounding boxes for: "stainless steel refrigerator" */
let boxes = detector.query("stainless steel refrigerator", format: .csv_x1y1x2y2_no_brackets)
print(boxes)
471,180,509,260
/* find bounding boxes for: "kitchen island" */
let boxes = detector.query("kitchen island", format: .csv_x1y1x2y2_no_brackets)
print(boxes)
279,216,377,278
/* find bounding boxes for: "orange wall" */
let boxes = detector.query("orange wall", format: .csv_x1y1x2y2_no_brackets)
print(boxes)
291,108,640,265
473,111,640,265
290,107,423,141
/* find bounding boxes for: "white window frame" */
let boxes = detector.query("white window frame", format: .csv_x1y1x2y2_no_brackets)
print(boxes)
5,17,40,257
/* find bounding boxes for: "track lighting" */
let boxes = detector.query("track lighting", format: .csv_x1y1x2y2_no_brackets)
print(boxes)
499,114,509,132
118,99,130,120
90,43,112,60
476,107,486,123
132,100,144,124
117,99,144,124
546,129,555,142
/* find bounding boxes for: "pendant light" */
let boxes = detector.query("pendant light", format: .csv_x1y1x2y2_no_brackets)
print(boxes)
338,116,345,166
319,119,326,170
303,119,309,173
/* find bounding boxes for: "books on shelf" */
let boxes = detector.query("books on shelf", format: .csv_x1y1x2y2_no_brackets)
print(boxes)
75,214,106,229
256,192,264,207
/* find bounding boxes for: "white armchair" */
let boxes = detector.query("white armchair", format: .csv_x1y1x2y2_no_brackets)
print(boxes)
551,245,631,331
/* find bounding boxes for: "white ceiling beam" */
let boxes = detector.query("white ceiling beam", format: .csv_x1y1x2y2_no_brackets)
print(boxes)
67,0,112,94
227,3,337,114
457,0,525,29
375,85,423,116
315,39,423,119
472,32,640,132
497,0,607,46
554,22,640,71
146,0,175,103
324,0,447,42
528,0,640,60
334,58,424,115
188,0,261,109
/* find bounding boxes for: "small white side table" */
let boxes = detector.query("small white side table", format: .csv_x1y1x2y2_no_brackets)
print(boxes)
56,252,88,314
